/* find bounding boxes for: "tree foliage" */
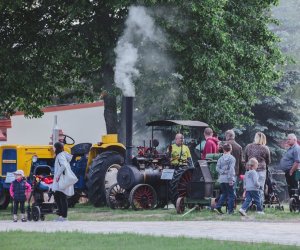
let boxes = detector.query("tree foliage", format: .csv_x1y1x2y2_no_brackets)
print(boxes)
237,70,300,162
0,0,285,134
149,0,284,129
0,0,130,132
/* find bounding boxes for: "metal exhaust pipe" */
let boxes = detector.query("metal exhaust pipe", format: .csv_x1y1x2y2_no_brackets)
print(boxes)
125,96,133,165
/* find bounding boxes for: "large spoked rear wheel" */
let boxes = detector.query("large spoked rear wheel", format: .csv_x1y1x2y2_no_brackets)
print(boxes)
87,151,124,207
129,184,157,210
176,197,185,214
106,183,130,209
169,168,194,205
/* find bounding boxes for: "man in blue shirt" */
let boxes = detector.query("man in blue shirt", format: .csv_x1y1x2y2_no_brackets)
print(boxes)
280,134,300,197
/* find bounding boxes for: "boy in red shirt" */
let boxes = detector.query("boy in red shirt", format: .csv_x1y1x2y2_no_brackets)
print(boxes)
202,128,219,159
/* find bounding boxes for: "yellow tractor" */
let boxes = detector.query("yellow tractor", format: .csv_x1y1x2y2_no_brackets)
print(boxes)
0,134,126,209
0,144,55,209
85,134,125,206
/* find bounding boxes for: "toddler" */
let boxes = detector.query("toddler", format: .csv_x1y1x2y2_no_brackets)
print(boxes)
239,158,264,216
9,170,31,222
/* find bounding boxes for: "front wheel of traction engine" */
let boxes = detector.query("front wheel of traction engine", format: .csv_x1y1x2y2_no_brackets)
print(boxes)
106,183,130,209
129,184,157,210
87,151,124,207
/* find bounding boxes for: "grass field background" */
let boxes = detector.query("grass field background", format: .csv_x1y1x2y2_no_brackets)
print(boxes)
0,202,299,222
1,203,300,249
0,231,297,250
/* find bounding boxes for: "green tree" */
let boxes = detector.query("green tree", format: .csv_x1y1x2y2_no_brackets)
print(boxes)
0,0,128,133
152,0,284,129
237,70,300,162
0,1,285,133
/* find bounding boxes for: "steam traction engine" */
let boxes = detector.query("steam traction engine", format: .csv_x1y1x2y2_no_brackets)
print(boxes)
105,97,208,210
106,148,195,210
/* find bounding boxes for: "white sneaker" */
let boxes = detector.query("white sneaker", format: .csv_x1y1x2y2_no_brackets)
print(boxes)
58,217,68,222
239,208,247,216
53,216,62,222
257,211,265,215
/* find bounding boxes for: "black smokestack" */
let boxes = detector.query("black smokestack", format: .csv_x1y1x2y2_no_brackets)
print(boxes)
125,96,133,164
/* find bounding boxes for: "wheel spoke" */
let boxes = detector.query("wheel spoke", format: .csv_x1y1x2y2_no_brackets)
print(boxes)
130,184,157,210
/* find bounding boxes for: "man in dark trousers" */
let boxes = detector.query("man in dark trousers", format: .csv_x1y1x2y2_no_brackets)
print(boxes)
280,133,300,197
224,130,244,176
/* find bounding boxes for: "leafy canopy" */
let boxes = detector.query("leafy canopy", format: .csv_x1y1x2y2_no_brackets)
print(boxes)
147,0,284,129
0,0,285,134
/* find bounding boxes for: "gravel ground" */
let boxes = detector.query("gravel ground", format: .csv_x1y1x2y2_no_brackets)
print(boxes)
1,220,300,246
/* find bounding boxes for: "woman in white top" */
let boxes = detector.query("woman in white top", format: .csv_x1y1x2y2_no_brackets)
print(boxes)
52,142,74,221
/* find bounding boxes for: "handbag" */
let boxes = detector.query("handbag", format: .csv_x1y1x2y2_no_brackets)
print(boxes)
58,160,78,190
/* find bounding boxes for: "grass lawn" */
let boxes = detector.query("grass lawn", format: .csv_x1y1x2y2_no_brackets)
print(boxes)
0,231,298,250
1,202,300,222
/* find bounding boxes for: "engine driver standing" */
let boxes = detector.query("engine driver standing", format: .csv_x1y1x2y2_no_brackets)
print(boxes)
169,133,193,169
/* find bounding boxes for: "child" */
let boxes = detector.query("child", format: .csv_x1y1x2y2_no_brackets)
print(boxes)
239,158,264,216
214,143,236,214
9,170,31,222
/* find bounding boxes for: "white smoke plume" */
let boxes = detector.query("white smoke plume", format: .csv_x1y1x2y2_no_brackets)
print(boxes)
114,6,166,97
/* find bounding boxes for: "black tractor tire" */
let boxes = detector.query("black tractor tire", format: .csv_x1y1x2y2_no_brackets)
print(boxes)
169,168,194,206
87,151,124,207
0,190,10,209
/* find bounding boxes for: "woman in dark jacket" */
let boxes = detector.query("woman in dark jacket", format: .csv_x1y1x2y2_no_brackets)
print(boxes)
244,132,271,206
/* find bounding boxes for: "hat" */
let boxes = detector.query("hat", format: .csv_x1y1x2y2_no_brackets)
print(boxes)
13,170,24,177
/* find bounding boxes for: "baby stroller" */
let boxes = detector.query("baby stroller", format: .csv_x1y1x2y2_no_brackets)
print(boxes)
27,165,57,221
264,169,284,210
244,169,284,211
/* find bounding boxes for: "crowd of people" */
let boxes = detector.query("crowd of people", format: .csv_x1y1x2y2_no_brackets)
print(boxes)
9,128,300,221
170,127,300,216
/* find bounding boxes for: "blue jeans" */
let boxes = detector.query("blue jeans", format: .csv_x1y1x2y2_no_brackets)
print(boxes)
216,183,235,213
257,170,266,205
241,191,263,212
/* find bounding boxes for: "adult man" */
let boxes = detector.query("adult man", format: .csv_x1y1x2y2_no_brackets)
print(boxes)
280,133,300,197
224,130,244,176
201,127,219,160
170,133,193,168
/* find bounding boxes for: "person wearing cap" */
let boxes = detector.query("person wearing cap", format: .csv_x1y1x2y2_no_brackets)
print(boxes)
52,142,74,222
9,170,31,222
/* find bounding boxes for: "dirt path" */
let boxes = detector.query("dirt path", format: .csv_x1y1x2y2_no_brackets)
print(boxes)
1,220,299,246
